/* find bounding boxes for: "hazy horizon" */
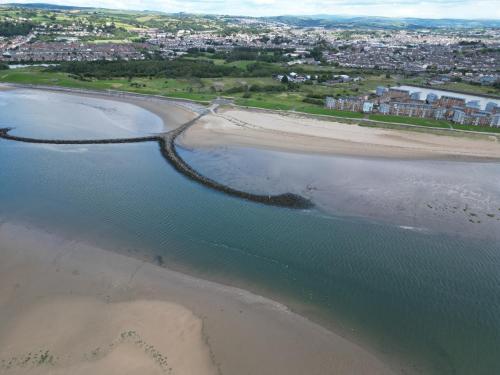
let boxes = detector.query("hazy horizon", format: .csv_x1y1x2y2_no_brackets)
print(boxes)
2,0,500,20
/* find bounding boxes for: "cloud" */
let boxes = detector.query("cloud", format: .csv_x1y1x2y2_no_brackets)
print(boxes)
3,0,499,19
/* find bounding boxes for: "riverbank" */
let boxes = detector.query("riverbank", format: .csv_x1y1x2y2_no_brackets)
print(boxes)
0,221,396,375
179,107,500,161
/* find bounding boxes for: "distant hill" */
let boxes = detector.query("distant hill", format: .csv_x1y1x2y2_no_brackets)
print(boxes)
2,3,90,10
265,15,500,29
2,3,499,29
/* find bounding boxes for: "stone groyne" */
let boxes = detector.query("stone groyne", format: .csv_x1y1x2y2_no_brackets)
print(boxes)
160,116,313,209
0,126,313,209
0,128,158,145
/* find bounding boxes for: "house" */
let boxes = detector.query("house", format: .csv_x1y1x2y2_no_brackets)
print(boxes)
469,112,490,126
362,101,374,113
327,97,364,112
426,92,438,103
434,107,447,120
389,102,433,118
485,102,498,113
410,92,421,101
376,86,388,96
490,114,500,128
466,100,481,110
464,100,481,115
379,103,390,114
480,75,497,86
388,88,410,100
452,109,466,124
334,74,352,83
438,95,466,108
325,97,335,110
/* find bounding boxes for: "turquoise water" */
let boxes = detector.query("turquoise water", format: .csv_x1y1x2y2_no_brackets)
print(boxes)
1,90,499,374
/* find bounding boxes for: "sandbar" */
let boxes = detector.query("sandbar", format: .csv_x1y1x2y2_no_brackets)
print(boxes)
179,107,500,160
0,222,397,375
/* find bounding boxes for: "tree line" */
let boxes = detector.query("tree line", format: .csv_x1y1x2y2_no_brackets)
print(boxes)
186,47,294,63
52,58,281,79
0,21,34,37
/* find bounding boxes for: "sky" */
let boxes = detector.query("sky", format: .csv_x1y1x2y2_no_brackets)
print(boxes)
2,0,500,19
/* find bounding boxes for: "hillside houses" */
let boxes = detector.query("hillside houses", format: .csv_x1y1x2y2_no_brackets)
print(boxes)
0,41,146,62
324,39,499,74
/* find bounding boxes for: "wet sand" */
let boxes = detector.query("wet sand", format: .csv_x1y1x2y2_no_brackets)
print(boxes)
69,91,201,132
181,146,500,241
179,107,500,160
0,222,397,375
0,83,201,132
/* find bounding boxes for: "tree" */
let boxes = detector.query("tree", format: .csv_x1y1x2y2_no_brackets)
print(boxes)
281,75,289,84
308,46,323,61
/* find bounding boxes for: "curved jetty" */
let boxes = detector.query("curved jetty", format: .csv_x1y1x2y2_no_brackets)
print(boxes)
0,126,313,209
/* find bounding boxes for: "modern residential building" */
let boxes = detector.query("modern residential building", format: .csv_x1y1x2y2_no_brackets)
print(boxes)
388,88,410,100
438,95,466,108
376,86,388,96
325,89,498,129
379,103,390,114
410,92,421,101
389,102,434,118
325,97,364,112
452,109,466,124
426,92,439,103
363,101,374,113
434,107,447,120
325,97,336,110
485,102,498,113
490,114,500,128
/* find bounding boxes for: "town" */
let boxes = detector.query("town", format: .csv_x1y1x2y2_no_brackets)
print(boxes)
1,4,499,131
2,3,500,375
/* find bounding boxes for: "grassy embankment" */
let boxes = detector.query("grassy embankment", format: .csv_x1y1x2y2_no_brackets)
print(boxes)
368,114,500,133
0,68,214,102
368,114,452,129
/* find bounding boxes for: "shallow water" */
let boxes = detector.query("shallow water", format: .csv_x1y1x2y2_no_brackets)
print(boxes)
1,89,499,374
181,146,500,241
0,89,164,139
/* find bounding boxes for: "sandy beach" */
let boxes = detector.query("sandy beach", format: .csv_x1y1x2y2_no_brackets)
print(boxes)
179,107,500,160
0,222,397,375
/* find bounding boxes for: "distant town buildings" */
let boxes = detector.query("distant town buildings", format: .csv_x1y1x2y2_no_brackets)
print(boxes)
0,40,146,62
